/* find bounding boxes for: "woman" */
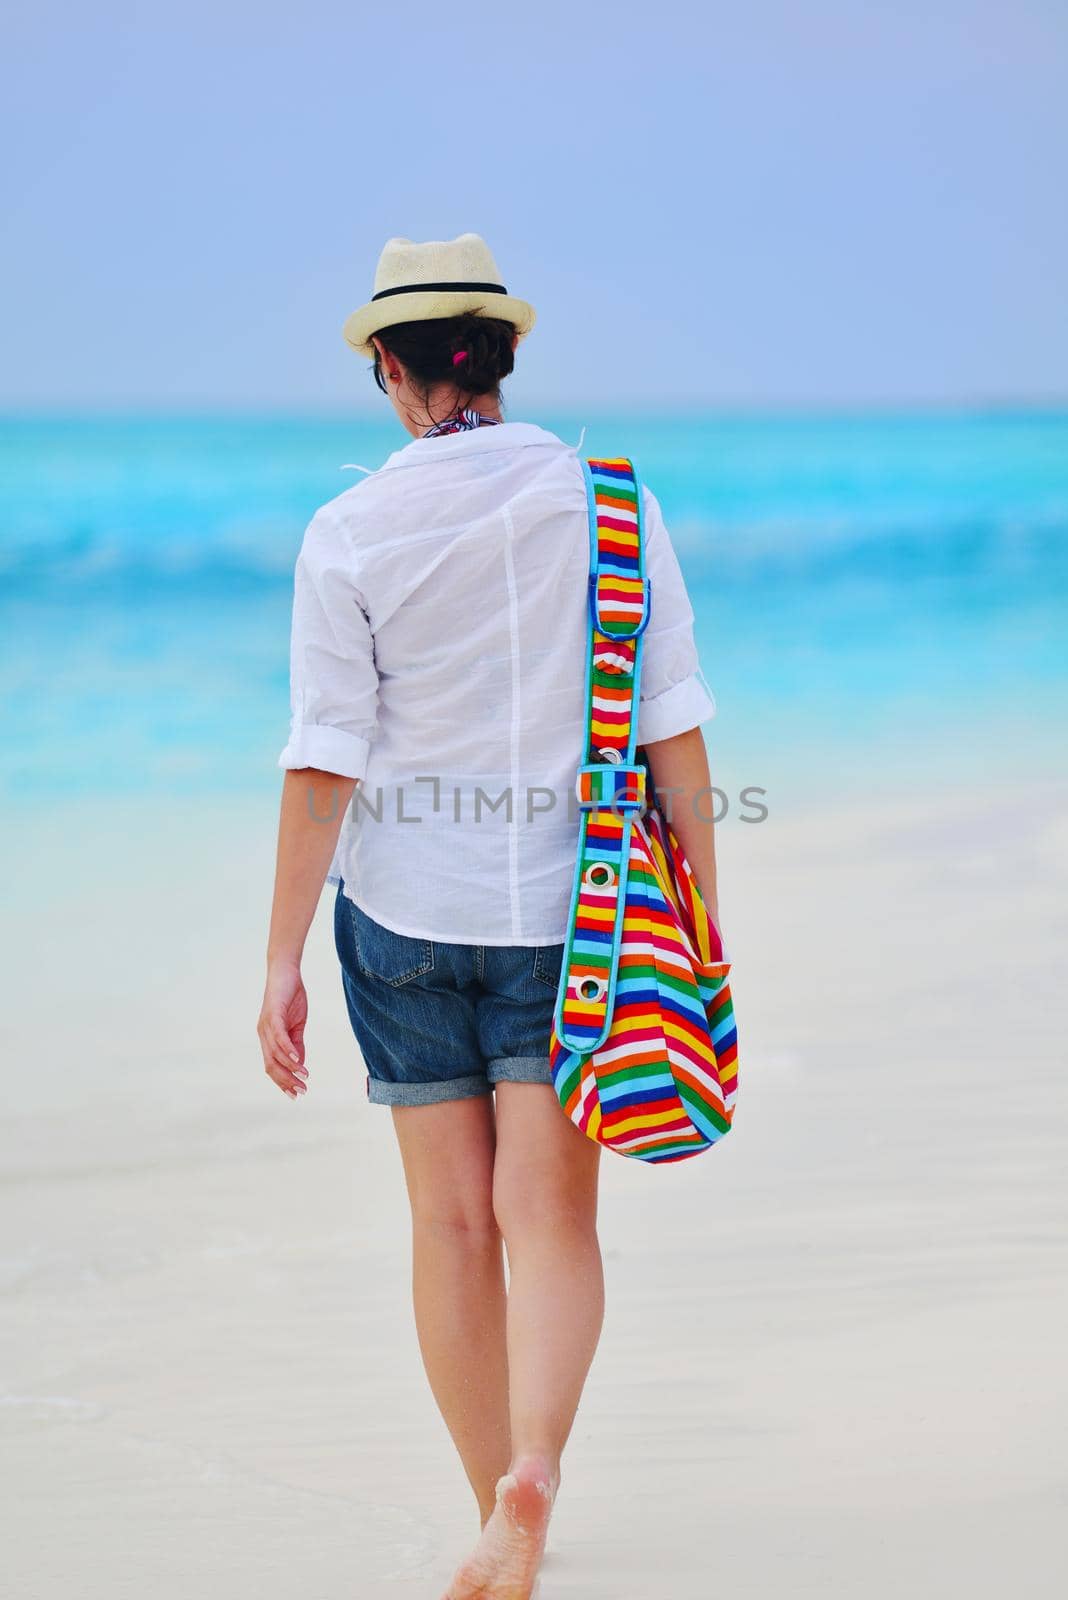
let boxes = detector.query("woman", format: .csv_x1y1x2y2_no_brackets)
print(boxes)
257,233,719,1600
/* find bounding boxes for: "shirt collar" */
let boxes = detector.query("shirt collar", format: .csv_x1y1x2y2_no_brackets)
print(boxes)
377,421,569,474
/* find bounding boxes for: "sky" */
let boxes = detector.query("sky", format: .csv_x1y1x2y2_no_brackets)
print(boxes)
2,0,1066,411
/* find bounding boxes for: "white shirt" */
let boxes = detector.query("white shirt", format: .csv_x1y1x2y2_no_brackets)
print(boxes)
279,421,715,944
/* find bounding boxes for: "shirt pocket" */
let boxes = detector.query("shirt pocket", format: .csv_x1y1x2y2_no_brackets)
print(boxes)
531,944,565,989
352,904,435,987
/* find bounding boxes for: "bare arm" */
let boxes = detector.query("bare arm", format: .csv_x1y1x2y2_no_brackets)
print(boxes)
644,726,720,925
257,768,357,1098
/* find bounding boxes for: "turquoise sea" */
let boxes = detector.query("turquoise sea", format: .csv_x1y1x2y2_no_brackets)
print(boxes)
3,410,1067,814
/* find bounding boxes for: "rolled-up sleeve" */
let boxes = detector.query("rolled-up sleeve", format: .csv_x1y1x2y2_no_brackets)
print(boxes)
637,485,716,745
277,508,378,780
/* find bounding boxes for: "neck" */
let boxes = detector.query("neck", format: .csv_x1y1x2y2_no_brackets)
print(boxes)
399,386,502,438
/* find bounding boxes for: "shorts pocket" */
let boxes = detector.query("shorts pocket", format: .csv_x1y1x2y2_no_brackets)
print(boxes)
352,904,434,987
532,944,565,989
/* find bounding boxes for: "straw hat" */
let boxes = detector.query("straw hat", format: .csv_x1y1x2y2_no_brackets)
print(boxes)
342,233,536,356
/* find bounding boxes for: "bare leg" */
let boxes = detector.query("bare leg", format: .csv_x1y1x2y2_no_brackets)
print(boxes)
391,1095,512,1527
444,1083,603,1599
495,1082,604,1469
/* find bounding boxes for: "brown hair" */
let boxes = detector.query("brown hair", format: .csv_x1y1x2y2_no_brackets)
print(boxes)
372,312,516,408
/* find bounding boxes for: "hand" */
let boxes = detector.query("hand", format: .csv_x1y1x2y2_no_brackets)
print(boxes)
257,959,309,1099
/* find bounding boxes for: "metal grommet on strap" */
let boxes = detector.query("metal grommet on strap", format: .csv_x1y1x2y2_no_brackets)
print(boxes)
583,861,615,890
575,975,608,1005
598,748,623,764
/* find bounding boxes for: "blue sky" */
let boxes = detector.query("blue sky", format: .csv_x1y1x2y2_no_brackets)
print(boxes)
2,0,1066,410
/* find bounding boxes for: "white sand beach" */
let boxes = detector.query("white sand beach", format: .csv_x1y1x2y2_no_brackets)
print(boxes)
3,780,1066,1598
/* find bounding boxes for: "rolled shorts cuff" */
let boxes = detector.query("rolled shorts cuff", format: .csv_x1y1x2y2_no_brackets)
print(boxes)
486,1056,554,1085
366,1073,492,1106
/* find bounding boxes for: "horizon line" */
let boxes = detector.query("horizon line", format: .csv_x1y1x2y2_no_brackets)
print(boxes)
3,396,1068,425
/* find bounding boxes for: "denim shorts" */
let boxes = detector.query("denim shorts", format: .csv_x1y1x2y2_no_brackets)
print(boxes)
333,882,564,1106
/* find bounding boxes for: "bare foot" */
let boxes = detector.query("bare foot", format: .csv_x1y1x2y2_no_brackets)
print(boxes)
442,1453,557,1600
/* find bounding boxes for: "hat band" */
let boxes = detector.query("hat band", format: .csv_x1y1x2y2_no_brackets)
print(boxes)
371,280,508,302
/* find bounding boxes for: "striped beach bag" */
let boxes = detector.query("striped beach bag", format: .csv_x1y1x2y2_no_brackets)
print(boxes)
549,457,738,1163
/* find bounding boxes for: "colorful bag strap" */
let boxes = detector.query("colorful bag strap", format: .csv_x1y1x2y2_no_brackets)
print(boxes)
554,457,651,1057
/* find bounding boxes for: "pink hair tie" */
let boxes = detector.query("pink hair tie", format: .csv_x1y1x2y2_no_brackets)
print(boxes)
452,350,468,367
